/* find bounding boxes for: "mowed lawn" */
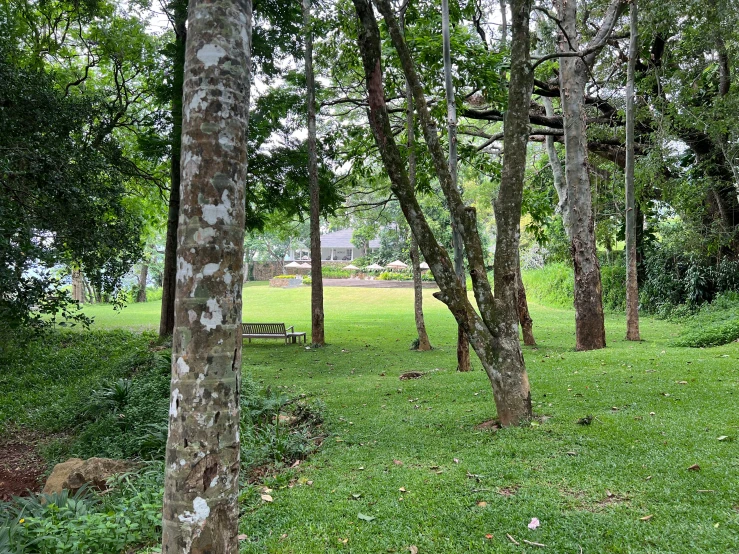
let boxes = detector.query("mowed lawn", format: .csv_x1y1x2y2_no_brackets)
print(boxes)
85,283,739,553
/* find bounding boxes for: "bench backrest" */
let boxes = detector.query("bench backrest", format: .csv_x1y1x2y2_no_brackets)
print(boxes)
242,323,286,335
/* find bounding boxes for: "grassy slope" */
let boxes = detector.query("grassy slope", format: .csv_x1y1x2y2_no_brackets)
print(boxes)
83,284,739,552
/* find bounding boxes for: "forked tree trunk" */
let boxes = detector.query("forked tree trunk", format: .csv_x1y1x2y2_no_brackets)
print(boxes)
305,0,325,347
442,0,470,372
354,0,533,425
159,0,187,338
161,0,251,550
137,263,148,303
625,0,640,341
555,0,624,351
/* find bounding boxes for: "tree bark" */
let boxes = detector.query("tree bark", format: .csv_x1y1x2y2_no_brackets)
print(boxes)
72,269,85,303
555,0,621,351
402,34,432,352
517,259,535,345
161,0,251,550
625,0,640,341
304,0,325,347
137,263,149,303
355,0,533,425
159,0,187,338
441,0,470,371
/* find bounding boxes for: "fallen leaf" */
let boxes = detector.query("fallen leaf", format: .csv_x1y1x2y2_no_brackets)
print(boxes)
528,517,540,530
676,381,688,385
453,458,460,464
640,514,653,521
606,490,613,498
357,513,375,522
714,522,720,528
485,534,494,539
717,436,730,441
399,487,407,492
687,464,701,471
409,546,418,554
237,534,248,541
260,494,273,502
477,501,487,507
339,538,348,544
393,460,403,466
566,451,578,456
352,493,362,499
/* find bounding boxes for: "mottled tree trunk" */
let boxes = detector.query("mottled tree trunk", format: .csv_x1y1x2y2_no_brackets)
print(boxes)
625,0,640,341
441,0,470,371
137,263,149,303
305,0,324,347
555,0,622,351
161,0,251,550
355,0,533,425
159,0,187,338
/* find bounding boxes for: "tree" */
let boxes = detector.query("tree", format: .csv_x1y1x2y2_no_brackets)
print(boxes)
353,0,533,425
625,0,640,340
553,0,626,351
159,0,188,338
161,0,251,549
441,0,471,371
304,0,325,347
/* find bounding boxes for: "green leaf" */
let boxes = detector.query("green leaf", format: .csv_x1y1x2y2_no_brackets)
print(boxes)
357,513,375,522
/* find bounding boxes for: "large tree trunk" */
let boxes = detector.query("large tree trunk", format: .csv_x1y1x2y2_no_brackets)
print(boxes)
354,0,533,426
161,0,251,550
137,263,148,303
304,0,325,347
441,0,470,371
625,0,640,341
556,0,617,351
159,0,187,338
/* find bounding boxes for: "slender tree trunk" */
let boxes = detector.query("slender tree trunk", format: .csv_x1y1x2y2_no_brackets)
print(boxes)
137,263,149,303
159,0,187,338
402,33,432,351
72,269,84,303
410,236,432,350
83,277,94,304
625,0,640,341
161,0,251,550
304,0,324,347
517,259,535,345
442,0,470,371
355,0,533,425
556,0,610,351
499,0,507,45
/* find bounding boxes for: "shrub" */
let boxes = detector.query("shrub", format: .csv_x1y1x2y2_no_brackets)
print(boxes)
522,263,574,309
673,320,739,348
273,274,300,279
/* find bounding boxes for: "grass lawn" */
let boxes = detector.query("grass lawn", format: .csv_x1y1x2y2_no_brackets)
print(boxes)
82,284,739,552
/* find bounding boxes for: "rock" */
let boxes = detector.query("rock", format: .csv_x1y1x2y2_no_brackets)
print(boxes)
43,457,139,494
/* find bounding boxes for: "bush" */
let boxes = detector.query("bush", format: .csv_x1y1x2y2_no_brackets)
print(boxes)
671,292,739,347
321,267,351,279
273,274,300,279
522,263,574,309
673,320,739,348
0,465,163,554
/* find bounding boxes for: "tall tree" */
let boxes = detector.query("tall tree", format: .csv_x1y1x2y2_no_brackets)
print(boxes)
442,0,470,371
304,0,325,346
554,0,626,351
625,0,640,340
159,0,187,338
161,0,251,550
353,0,533,425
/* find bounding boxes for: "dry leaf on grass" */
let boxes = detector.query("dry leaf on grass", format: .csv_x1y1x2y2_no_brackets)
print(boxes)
409,546,418,554
687,464,701,471
640,514,653,521
260,494,273,502
528,517,540,530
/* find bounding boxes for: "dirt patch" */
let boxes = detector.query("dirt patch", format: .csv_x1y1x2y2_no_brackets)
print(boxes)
475,419,502,431
0,432,46,501
498,485,520,497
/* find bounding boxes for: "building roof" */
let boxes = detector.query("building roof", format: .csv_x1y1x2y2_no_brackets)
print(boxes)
321,228,380,249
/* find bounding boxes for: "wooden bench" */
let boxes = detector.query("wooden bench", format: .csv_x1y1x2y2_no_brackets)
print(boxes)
242,323,306,344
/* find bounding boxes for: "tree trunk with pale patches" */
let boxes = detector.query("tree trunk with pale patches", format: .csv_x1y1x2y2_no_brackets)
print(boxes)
354,0,533,425
137,262,148,303
161,0,251,550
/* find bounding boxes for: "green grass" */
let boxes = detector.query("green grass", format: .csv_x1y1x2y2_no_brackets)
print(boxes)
11,284,739,552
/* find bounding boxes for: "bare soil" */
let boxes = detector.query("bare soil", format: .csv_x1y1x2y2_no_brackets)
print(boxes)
0,430,47,501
